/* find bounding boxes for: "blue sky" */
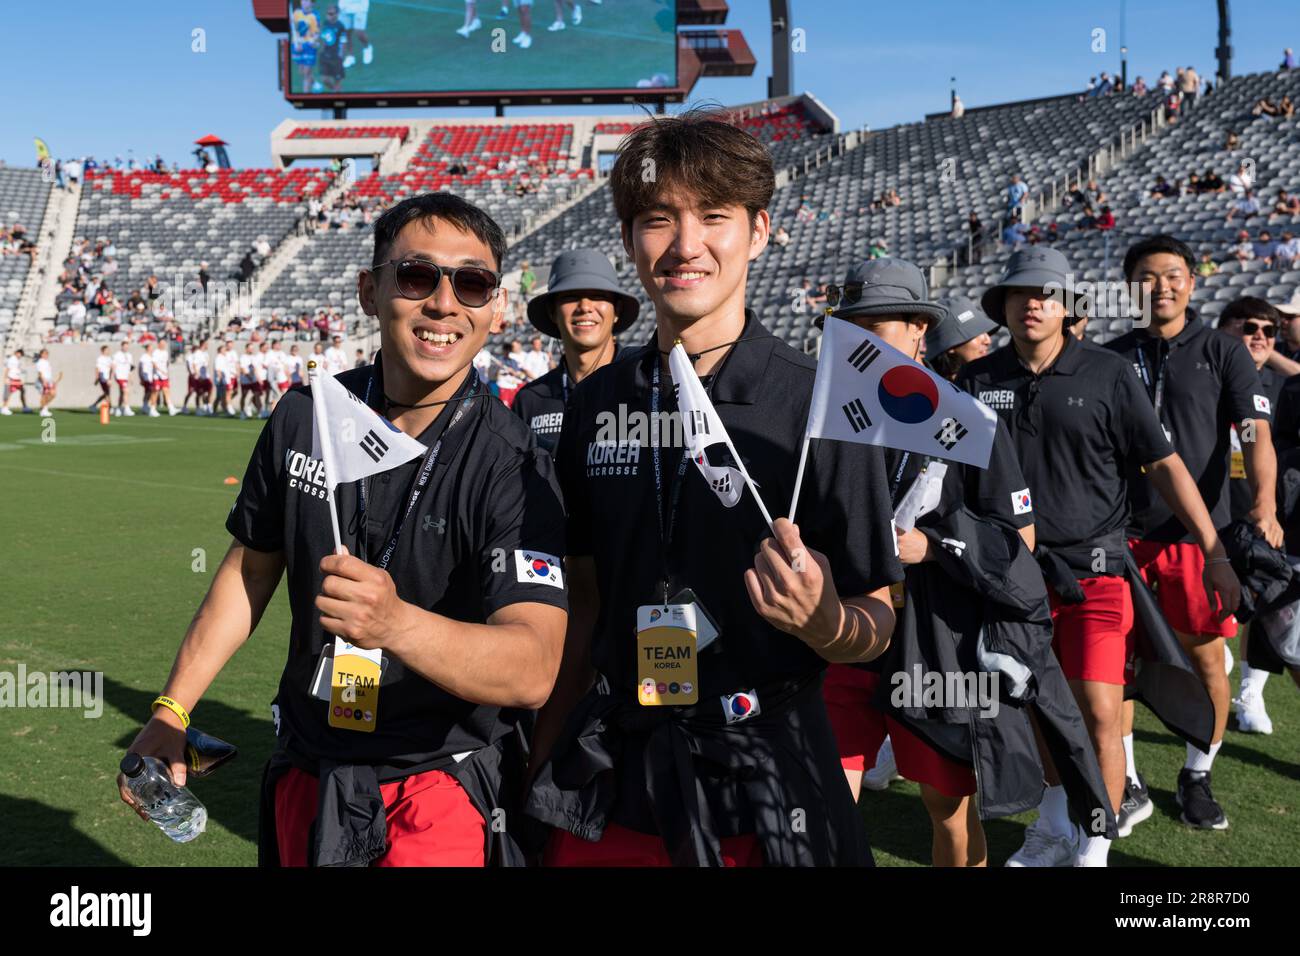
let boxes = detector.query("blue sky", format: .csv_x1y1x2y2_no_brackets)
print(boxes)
5,0,1298,168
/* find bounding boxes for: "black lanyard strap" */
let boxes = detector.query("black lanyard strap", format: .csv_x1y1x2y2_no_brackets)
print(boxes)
1135,339,1168,423
358,372,481,571
651,360,691,602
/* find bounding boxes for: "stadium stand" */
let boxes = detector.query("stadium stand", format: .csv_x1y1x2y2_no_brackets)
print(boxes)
944,68,1300,345
288,125,411,141
0,167,52,346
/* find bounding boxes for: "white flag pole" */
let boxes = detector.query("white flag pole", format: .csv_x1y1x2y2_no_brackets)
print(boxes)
788,433,811,526
307,361,345,555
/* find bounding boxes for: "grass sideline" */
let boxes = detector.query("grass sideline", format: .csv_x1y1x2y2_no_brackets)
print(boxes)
0,409,1296,866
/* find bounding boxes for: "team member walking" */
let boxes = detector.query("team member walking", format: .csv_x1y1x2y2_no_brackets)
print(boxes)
512,248,637,453
118,193,569,866
961,247,1240,865
528,110,902,866
1106,236,1281,831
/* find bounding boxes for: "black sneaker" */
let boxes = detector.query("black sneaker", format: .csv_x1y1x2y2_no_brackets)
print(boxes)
1176,769,1229,830
1117,772,1154,837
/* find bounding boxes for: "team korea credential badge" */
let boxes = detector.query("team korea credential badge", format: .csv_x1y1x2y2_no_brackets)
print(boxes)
636,603,700,706
327,638,382,732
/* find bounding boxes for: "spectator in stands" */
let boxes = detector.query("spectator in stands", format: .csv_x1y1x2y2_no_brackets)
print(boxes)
519,261,537,301
1179,66,1200,107
1132,75,1148,96
1096,72,1114,97
496,342,526,405
1231,230,1255,263
521,335,552,381
772,225,791,248
1005,174,1028,214
1084,178,1107,206
1046,221,1060,244
1275,297,1300,365
868,237,889,259
314,309,330,340
1281,95,1296,119
1253,230,1280,269
951,95,965,119
237,250,256,282
1157,70,1174,93
1273,188,1300,217
1284,48,1297,70
1224,130,1241,151
1187,172,1204,194
1075,204,1098,231
1195,252,1219,278
1252,96,1279,117
1150,175,1177,199
354,348,366,369
1095,205,1116,231
198,261,211,292
1201,168,1226,193
1277,231,1300,269
1002,211,1028,247
1226,189,1261,223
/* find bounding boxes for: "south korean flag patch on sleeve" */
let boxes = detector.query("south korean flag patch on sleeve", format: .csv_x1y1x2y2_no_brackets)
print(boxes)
1011,488,1033,516
514,550,565,589
1254,394,1272,415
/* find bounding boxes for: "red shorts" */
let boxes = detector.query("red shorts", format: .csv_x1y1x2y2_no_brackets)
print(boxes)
115,379,128,388
6,381,21,393
187,374,198,390
257,381,269,393
822,664,977,798
1048,575,1134,684
154,378,168,388
196,378,212,394
544,823,763,867
499,385,521,408
1128,538,1237,638
41,385,54,396
277,380,290,391
273,766,486,867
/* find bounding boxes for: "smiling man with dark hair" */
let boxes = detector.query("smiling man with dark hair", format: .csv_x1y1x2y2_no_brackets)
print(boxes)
118,192,569,867
526,108,902,867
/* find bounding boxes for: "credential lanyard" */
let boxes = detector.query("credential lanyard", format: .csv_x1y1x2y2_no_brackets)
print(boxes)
889,451,912,500
358,373,480,571
1135,338,1168,423
650,360,691,604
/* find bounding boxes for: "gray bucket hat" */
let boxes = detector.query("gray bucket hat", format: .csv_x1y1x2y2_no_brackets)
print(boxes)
526,248,639,339
980,247,1073,326
926,296,998,356
824,257,946,326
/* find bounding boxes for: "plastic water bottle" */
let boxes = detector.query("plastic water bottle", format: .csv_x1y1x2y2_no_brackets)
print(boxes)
119,753,208,843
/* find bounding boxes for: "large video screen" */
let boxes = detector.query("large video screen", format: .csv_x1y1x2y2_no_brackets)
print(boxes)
286,0,678,96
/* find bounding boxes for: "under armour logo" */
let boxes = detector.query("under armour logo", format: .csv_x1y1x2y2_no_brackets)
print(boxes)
1195,361,1210,371
422,515,446,534
1067,397,1084,407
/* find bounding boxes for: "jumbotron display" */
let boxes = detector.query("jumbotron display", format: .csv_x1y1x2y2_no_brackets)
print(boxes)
285,0,678,98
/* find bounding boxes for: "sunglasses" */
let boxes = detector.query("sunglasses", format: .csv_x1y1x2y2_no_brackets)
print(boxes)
371,259,500,308
1241,320,1276,337
825,281,922,308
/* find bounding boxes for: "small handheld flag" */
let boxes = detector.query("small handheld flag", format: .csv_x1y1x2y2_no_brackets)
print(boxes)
668,343,775,534
789,317,998,522
307,361,427,552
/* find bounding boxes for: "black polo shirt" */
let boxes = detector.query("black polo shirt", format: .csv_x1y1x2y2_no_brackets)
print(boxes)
1105,314,1272,542
512,346,623,454
226,357,568,770
959,334,1173,556
555,311,903,699
1229,365,1290,521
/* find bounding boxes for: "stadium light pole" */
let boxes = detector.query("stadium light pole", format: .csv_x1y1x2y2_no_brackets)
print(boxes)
1216,0,1233,84
1119,0,1128,89
769,0,792,99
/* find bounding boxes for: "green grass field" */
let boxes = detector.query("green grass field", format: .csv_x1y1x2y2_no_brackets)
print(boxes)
0,409,1295,866
290,0,677,96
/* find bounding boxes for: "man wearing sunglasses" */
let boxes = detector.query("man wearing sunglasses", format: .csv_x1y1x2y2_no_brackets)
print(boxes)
512,248,639,454
1106,235,1280,834
119,193,570,867
526,109,902,866
1216,296,1293,737
960,246,1238,866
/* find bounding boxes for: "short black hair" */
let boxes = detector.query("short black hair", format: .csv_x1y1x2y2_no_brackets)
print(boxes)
1218,296,1281,328
1122,234,1196,279
371,193,506,271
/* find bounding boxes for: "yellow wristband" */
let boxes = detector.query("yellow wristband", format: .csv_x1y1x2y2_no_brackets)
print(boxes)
151,695,190,729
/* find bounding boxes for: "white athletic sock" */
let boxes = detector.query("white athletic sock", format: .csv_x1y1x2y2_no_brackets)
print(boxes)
1040,784,1071,837
1122,733,1138,786
1185,740,1222,773
1077,830,1111,866
1239,662,1269,696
